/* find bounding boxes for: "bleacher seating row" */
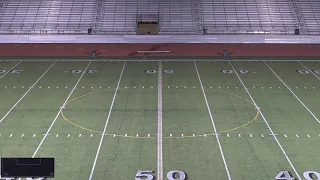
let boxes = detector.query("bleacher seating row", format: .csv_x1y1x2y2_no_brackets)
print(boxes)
0,0,319,35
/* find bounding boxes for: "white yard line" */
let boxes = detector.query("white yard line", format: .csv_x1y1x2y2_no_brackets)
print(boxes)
0,61,22,79
157,61,163,180
88,61,126,180
298,61,320,80
264,61,320,124
0,61,56,124
30,61,92,159
194,61,232,180
229,61,301,180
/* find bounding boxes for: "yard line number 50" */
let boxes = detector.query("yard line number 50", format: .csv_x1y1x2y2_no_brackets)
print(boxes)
276,171,320,180
135,170,186,180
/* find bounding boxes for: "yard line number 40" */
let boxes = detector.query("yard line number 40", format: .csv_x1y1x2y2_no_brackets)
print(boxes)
276,171,320,180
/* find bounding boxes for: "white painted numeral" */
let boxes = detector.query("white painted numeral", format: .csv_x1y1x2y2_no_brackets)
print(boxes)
303,171,320,180
10,70,22,73
163,69,174,74
275,171,294,180
297,70,309,74
87,70,98,73
135,170,154,180
221,70,233,73
312,70,320,74
70,70,82,73
167,170,186,180
145,70,157,74
238,70,249,74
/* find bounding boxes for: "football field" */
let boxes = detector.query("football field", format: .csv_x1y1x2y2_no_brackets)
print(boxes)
0,59,320,180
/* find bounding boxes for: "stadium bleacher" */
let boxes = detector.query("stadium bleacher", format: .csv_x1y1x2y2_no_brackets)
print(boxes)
0,0,319,35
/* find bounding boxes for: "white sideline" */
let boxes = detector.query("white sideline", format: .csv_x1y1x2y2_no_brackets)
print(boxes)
264,61,320,124
229,61,301,180
157,61,163,180
30,61,92,159
0,61,56,124
194,61,232,180
0,61,21,79
88,61,126,180
298,61,320,80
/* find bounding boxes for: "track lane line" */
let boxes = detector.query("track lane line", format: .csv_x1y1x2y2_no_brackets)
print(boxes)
194,61,232,180
0,61,56,124
298,61,320,80
29,61,92,159
264,61,320,124
0,61,22,79
88,61,126,180
229,61,301,180
157,61,163,180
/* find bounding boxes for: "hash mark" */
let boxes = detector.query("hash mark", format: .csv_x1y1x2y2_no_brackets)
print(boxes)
151,87,153,88
313,87,315,89
307,134,310,137
22,86,24,88
148,134,150,137
56,134,59,137
10,134,13,137
39,86,41,88
82,87,84,88
238,134,241,137
250,134,252,137
192,134,195,137
113,134,116,137
133,87,136,88
296,87,298,89
181,134,184,137
108,87,110,88
253,87,255,88
236,87,238,88
176,86,178,88
296,134,299,138
90,134,93,137
48,86,50,88
13,86,15,88
5,86,7,88
261,134,264,137
136,134,139,137
304,87,307,89
65,86,67,88
210,87,212,88
79,134,82,137
100,87,101,89
125,134,127,137
68,134,70,137
125,87,127,88
204,134,207,137
270,87,272,89
262,87,264,89
21,134,24,137
219,87,221,88
170,134,172,137
227,134,230,137
143,86,145,88
57,86,59,88
91,87,93,88
227,87,229,89
33,134,36,137
284,134,287,137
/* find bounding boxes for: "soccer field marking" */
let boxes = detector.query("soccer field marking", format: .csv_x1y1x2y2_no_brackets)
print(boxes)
157,61,163,180
194,61,232,180
264,61,320,124
88,61,126,180
0,61,21,79
0,61,56,124
229,61,302,180
61,86,260,138
298,61,320,80
29,61,92,161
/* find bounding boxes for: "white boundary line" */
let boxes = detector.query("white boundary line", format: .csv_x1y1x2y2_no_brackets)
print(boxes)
264,61,320,124
157,61,163,180
0,61,22,79
30,61,92,159
229,61,301,180
88,61,126,180
0,61,56,124
0,59,319,62
298,61,320,80
194,61,232,180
